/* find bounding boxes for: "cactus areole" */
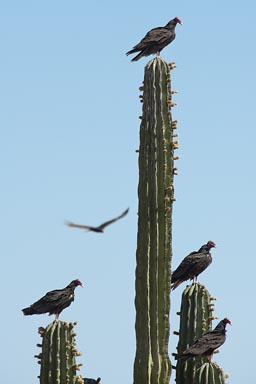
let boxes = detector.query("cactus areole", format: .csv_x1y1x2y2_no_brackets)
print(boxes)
134,57,177,384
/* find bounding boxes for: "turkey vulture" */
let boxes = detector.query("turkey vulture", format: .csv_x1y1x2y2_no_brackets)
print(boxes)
22,279,83,320
171,241,216,290
66,208,129,233
126,17,182,62
83,378,101,384
181,318,231,362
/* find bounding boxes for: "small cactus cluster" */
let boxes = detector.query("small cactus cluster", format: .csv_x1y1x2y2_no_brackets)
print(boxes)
35,321,83,384
173,283,228,384
134,57,179,384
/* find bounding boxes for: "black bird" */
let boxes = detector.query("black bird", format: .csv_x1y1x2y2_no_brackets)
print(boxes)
181,318,231,362
83,378,101,384
66,208,129,233
171,241,216,290
126,17,182,61
22,279,83,320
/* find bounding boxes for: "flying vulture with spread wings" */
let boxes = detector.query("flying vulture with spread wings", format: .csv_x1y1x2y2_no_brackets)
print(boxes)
66,208,129,233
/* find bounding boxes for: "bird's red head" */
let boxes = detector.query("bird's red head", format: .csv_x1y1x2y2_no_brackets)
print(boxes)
75,279,84,287
224,317,232,325
207,240,216,248
174,17,182,25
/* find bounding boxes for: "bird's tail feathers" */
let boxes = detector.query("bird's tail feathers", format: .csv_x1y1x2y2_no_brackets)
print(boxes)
22,307,35,315
175,353,191,363
171,279,182,290
126,49,135,56
131,50,148,61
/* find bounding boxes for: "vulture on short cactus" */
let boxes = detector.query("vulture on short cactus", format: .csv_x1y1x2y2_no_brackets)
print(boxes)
126,17,182,61
22,279,83,320
171,241,216,290
180,318,231,362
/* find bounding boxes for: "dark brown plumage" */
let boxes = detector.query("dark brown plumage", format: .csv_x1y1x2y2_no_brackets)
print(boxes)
181,318,231,362
22,279,83,320
66,208,129,233
83,378,101,384
126,17,182,61
171,241,216,290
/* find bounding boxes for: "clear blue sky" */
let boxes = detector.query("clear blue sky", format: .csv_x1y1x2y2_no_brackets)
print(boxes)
1,1,255,383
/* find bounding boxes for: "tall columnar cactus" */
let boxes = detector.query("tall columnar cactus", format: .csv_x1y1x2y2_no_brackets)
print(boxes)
35,321,83,384
134,57,178,384
174,283,228,384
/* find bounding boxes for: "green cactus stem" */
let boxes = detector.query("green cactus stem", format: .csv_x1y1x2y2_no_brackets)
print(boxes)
134,57,178,384
195,362,227,384
35,321,83,384
174,283,228,384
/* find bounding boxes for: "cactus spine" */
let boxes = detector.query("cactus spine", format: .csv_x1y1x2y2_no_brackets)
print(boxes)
134,57,177,384
35,321,83,384
175,283,228,384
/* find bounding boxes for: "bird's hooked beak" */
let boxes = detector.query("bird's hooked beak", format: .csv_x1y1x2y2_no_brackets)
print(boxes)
76,279,84,287
175,17,182,25
208,240,216,248
225,318,232,325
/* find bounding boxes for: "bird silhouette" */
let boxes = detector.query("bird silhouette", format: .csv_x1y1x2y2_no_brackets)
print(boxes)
22,279,83,321
126,17,182,61
171,241,216,290
180,318,231,362
66,208,129,233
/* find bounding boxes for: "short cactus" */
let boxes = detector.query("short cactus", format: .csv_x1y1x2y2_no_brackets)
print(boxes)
134,57,178,384
195,362,227,384
35,321,83,384
174,283,228,384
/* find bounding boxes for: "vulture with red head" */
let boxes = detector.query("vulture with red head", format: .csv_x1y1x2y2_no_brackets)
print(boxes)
126,17,182,61
171,241,216,290
22,279,83,320
181,318,231,362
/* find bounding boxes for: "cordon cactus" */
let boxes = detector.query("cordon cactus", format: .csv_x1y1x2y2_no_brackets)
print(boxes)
174,283,228,384
35,321,83,384
134,57,178,384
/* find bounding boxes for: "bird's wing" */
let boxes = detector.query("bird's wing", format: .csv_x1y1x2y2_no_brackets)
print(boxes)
133,28,173,49
33,289,63,305
34,289,72,309
98,208,129,229
184,332,225,355
66,222,95,231
172,251,202,279
143,28,172,43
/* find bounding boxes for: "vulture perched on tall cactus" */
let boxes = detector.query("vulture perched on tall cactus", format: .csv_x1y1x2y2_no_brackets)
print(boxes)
126,17,182,61
171,240,216,290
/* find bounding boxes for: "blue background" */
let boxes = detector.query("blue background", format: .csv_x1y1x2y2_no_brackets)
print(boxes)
0,1,255,383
